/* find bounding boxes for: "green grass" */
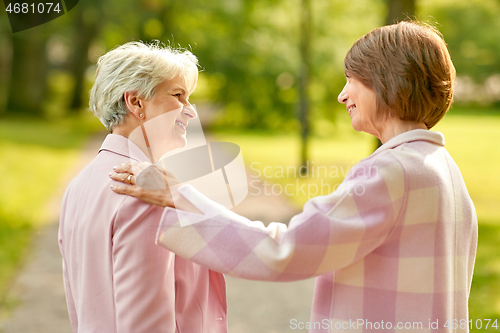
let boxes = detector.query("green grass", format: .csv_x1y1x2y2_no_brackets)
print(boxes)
433,110,500,224
214,107,500,329
0,113,101,315
470,224,500,331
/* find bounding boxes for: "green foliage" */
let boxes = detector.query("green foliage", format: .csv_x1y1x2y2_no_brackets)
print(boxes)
0,0,388,127
3,0,500,125
470,224,500,330
419,0,500,82
184,0,387,129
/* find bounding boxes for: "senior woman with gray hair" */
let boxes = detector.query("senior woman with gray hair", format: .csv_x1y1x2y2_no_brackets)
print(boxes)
112,22,477,332
59,41,227,333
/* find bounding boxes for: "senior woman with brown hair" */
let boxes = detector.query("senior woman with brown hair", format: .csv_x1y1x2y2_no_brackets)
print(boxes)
111,21,477,332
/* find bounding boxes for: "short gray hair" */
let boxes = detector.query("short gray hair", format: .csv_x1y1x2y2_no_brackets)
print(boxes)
89,41,199,131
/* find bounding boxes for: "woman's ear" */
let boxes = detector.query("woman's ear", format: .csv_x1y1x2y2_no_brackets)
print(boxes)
124,91,145,119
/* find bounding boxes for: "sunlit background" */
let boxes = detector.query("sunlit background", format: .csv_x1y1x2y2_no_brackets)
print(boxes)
1,0,499,330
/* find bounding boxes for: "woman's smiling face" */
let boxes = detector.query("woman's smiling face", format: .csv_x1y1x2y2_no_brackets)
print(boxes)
128,77,198,163
142,77,197,150
338,77,379,136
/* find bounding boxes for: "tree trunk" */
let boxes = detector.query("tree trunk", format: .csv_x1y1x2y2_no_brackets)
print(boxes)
298,0,312,176
6,30,48,117
0,31,12,115
69,7,99,112
385,0,416,25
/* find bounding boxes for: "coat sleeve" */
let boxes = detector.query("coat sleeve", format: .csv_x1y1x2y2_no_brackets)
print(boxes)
112,197,177,333
156,153,406,282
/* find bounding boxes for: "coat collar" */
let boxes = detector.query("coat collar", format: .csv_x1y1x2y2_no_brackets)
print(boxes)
98,134,151,163
372,129,445,156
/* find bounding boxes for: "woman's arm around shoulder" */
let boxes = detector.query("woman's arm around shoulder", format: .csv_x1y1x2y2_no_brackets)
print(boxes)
157,152,407,282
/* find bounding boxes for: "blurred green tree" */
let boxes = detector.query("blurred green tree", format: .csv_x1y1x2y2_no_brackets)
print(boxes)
385,0,416,24
2,0,499,123
0,16,12,115
68,0,101,112
421,0,500,82
298,0,312,174
6,28,48,117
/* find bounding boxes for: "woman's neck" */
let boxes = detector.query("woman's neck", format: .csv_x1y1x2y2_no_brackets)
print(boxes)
378,117,428,144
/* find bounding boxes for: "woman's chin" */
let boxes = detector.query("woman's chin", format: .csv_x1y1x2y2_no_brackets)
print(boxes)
174,137,187,149
350,120,362,132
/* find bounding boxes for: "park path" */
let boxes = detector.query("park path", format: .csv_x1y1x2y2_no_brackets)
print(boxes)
0,132,315,333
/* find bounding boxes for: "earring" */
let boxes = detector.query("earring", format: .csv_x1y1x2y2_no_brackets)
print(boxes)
139,113,144,118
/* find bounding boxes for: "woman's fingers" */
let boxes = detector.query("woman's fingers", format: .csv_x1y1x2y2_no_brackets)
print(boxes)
110,184,140,197
110,161,154,185
109,171,135,185
113,162,133,173
111,162,179,189
110,185,174,208
113,161,150,175
110,162,177,208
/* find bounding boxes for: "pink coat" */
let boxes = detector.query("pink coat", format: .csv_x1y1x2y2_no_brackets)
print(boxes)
59,134,227,333
156,129,477,332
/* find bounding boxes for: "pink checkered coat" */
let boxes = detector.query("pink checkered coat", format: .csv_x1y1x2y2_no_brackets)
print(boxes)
157,129,477,332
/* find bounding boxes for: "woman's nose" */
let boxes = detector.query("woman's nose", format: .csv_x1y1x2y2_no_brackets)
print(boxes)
338,83,348,104
183,104,198,119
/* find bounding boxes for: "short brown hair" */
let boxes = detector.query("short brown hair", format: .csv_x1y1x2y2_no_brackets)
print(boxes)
344,21,456,129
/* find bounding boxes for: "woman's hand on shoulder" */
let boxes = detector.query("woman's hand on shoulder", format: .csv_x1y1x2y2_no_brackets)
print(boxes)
109,161,178,208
